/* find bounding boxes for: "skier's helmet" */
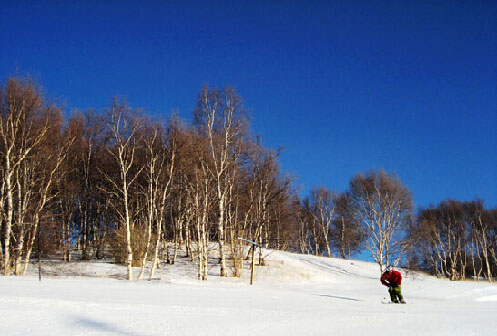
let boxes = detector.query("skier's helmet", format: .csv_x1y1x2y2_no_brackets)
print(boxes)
385,266,393,272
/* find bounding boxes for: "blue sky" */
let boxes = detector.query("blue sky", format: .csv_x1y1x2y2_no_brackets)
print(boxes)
1,0,496,208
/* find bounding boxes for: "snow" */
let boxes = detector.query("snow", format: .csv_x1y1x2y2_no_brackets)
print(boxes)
1,250,496,335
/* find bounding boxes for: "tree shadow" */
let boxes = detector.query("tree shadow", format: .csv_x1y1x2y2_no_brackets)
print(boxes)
71,316,139,335
315,294,363,302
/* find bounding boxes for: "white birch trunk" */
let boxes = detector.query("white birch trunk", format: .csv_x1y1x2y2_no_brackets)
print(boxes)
3,168,13,276
21,213,39,276
138,195,154,280
217,195,227,276
124,184,134,281
149,217,162,280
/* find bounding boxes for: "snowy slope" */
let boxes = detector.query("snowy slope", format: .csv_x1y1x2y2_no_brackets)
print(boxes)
1,250,496,335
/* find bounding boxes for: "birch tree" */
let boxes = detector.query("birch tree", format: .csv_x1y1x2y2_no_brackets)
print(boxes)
332,192,363,259
465,201,491,282
137,120,176,280
487,209,497,277
187,133,213,280
194,86,246,277
245,142,289,263
309,186,336,257
69,110,106,259
414,200,495,281
0,78,55,275
102,100,143,281
21,117,73,276
349,170,413,272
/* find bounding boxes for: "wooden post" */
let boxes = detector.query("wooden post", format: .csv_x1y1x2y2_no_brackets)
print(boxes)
250,243,256,285
237,237,259,285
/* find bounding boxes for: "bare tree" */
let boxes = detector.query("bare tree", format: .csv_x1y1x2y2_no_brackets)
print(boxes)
269,190,300,252
0,78,60,275
70,110,107,260
58,110,107,262
300,198,321,256
101,100,143,280
12,160,33,274
348,170,413,272
487,209,497,277
0,161,4,269
136,119,176,280
414,200,495,281
308,186,336,257
244,142,289,264
189,143,212,280
466,200,492,282
194,86,246,277
332,192,363,259
173,125,212,280
0,75,324,282
21,116,73,276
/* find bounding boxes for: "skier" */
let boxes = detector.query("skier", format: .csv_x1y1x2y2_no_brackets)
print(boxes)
381,266,406,304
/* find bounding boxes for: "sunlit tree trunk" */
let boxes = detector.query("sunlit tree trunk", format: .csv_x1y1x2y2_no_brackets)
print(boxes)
102,101,143,281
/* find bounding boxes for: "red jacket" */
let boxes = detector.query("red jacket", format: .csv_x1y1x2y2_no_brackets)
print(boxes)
381,270,402,286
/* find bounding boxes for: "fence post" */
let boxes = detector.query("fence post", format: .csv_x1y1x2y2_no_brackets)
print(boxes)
250,242,256,285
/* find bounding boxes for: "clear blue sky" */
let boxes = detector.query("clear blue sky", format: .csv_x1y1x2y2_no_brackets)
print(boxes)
2,0,496,208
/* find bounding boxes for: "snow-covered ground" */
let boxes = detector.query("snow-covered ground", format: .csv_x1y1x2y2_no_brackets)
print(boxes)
1,250,496,335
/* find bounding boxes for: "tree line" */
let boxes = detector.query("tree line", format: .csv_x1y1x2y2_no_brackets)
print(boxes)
1,76,496,281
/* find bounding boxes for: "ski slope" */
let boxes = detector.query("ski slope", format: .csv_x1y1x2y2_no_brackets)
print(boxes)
1,250,496,335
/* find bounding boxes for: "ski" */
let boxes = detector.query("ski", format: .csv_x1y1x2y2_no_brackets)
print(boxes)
381,301,407,304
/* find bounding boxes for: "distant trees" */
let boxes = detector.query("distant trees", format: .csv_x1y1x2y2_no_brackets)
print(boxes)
332,192,362,259
244,141,291,264
299,187,336,257
411,199,497,282
298,187,363,259
0,75,371,281
1,75,496,283
309,187,336,258
298,170,412,270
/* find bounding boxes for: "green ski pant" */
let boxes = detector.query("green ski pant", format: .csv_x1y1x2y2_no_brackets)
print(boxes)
388,285,404,302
